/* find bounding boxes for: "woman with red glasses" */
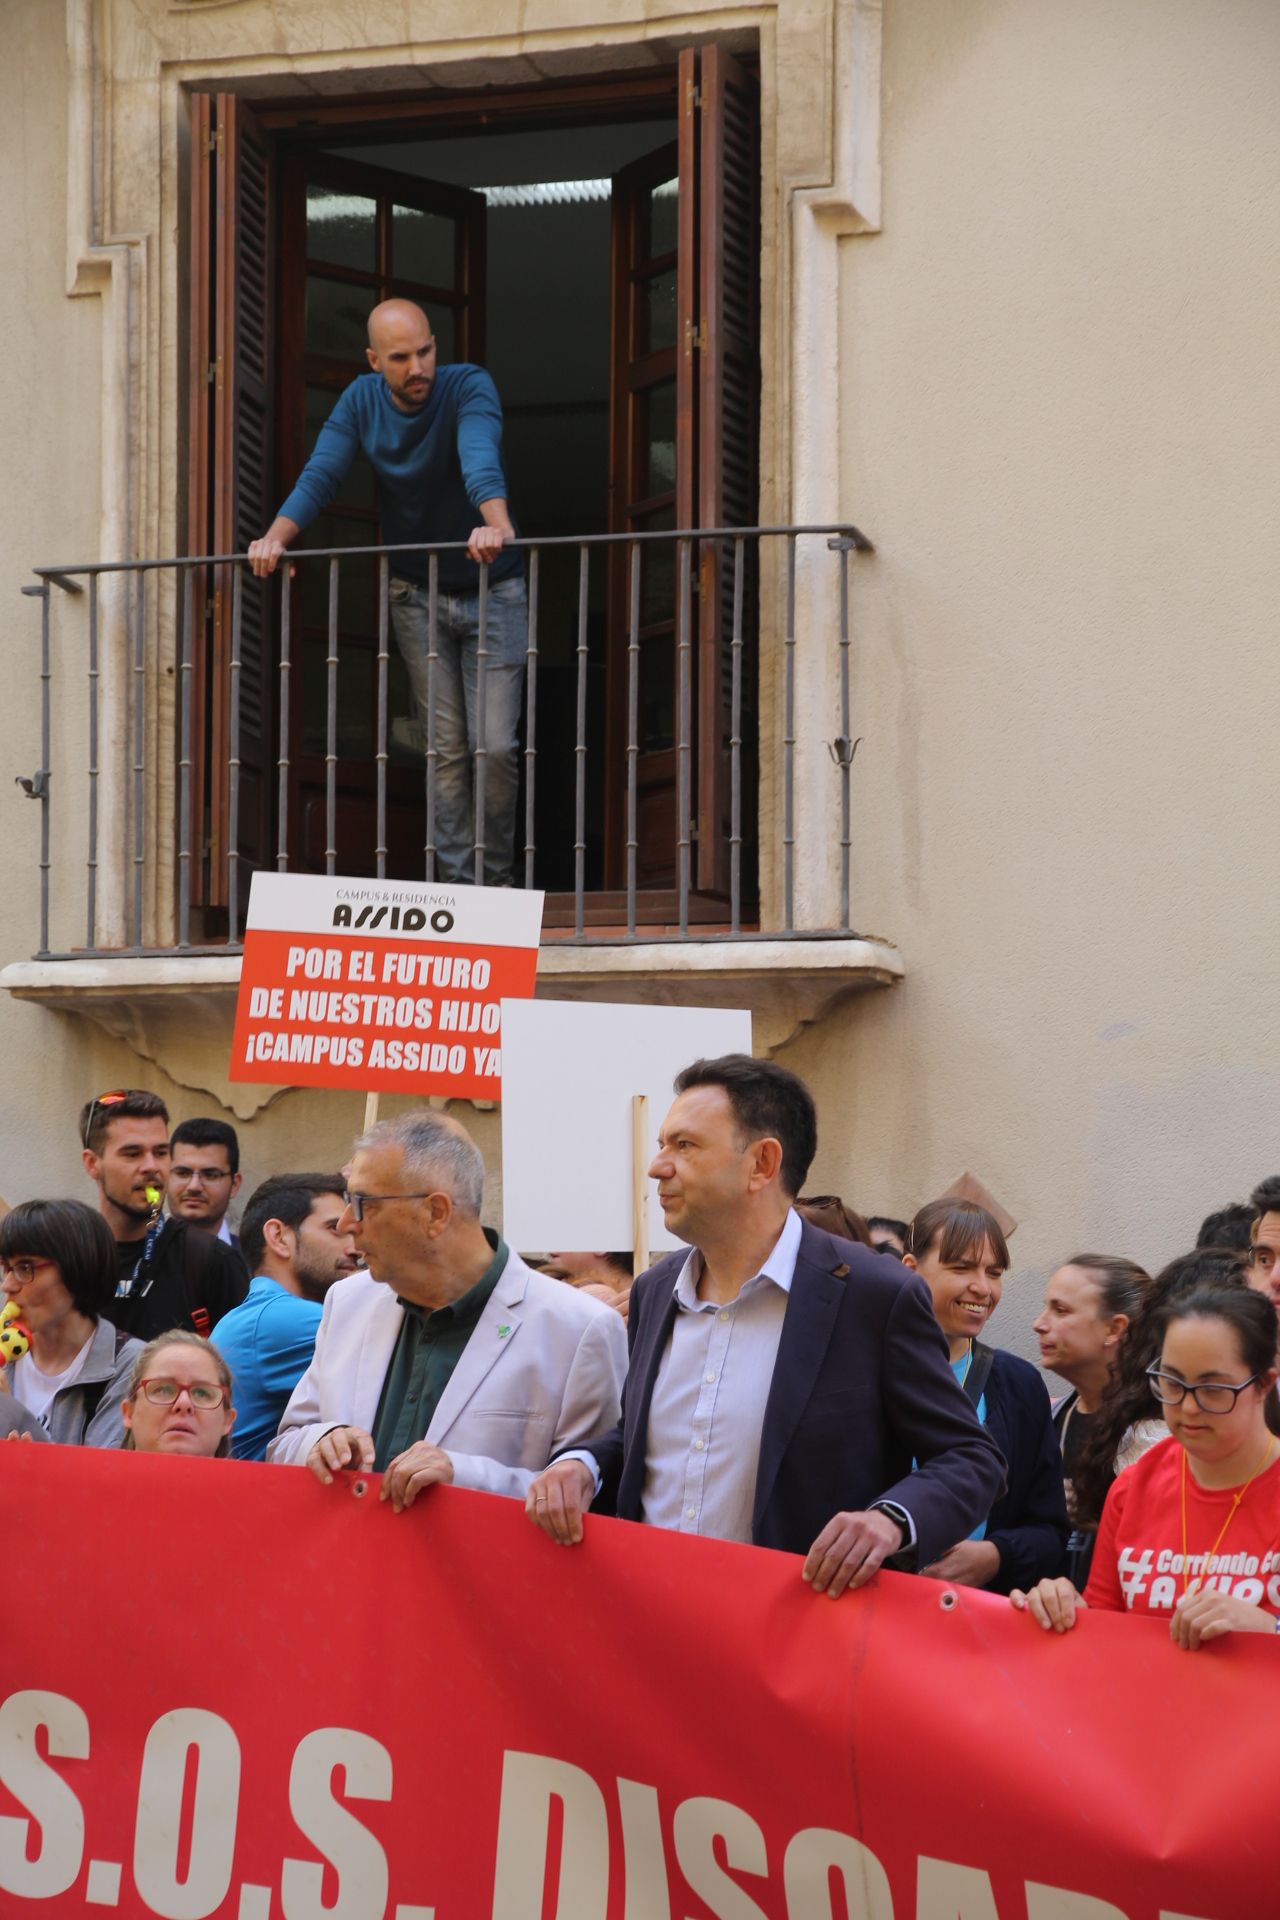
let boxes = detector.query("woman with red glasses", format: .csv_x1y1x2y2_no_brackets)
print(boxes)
1011,1285,1280,1649
0,1199,143,1446
121,1330,237,1458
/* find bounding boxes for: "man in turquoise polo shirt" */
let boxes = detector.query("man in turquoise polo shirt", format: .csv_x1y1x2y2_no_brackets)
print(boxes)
212,1174,358,1461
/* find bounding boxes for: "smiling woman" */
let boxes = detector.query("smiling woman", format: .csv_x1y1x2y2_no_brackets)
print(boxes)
904,1198,1070,1595
1012,1286,1280,1650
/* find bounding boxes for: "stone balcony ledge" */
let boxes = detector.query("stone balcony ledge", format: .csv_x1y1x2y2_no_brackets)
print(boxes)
1,934,903,1117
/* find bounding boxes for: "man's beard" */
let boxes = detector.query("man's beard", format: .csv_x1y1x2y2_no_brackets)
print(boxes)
294,1253,352,1304
103,1171,157,1230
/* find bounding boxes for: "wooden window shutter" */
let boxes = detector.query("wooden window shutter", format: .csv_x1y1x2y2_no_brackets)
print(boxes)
186,92,273,910
695,45,760,896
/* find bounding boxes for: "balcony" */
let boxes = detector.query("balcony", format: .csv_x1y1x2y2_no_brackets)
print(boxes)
4,526,902,1105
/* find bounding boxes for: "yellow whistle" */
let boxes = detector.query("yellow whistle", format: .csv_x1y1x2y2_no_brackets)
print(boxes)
145,1185,162,1208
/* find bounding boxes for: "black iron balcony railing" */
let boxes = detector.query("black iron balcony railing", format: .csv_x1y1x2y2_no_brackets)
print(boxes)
21,523,871,960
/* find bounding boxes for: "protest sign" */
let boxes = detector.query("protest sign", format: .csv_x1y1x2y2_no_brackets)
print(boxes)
229,874,543,1100
499,999,752,1254
3,1443,1273,1919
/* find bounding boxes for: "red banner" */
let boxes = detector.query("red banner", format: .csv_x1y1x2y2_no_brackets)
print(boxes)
3,1445,1272,1919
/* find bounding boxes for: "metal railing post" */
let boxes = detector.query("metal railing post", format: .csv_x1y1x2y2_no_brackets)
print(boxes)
227,566,243,941
783,535,797,934
325,558,339,876
177,569,194,950
573,543,589,939
523,548,539,891
730,536,745,936
376,556,389,881
625,541,641,940
473,564,489,887
276,570,291,870
131,573,146,947
676,537,692,937
86,575,100,950
425,555,438,882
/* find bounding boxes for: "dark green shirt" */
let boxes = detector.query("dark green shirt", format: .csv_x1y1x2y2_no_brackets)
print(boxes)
371,1232,509,1470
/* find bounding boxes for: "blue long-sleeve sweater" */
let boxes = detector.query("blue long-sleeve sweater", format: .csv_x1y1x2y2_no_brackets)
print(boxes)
276,366,521,592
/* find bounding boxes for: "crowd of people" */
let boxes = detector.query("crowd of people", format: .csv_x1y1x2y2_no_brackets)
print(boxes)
4,1070,1279,1651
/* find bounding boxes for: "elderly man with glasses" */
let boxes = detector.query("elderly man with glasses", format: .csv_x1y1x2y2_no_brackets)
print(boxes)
267,1111,627,1512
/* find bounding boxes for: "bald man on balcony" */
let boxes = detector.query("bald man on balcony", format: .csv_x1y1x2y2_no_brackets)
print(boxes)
249,299,527,888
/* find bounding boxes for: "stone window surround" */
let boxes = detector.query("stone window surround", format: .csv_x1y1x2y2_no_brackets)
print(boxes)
16,2,899,1117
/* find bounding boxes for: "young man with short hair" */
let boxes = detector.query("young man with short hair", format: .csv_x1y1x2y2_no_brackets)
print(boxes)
212,1174,358,1461
79,1090,248,1343
168,1117,243,1249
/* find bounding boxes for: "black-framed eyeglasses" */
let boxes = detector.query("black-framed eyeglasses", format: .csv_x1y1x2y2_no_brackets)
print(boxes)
82,1088,148,1149
342,1190,434,1223
1146,1365,1262,1415
137,1377,227,1410
169,1165,233,1186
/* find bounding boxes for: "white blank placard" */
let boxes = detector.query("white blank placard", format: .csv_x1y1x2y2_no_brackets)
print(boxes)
500,1000,752,1254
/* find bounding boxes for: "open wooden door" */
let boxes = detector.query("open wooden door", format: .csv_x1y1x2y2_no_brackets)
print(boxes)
603,45,759,909
696,45,760,896
603,132,691,890
187,92,274,910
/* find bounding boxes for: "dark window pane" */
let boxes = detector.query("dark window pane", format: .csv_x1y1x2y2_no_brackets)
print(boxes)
393,205,455,289
647,178,678,260
643,267,677,355
298,516,378,637
639,633,675,751
301,635,374,758
306,186,376,273
305,386,375,510
642,381,677,498
307,275,373,363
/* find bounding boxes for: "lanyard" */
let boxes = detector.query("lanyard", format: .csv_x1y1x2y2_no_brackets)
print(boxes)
116,1210,166,1300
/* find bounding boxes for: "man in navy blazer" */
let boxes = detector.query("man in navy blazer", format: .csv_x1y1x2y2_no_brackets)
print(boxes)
526,1055,1005,1594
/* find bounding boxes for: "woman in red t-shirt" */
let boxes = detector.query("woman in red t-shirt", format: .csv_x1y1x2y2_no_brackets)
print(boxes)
1010,1285,1280,1650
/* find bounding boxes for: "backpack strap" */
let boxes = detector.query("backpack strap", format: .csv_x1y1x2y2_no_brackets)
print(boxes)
80,1323,135,1427
963,1340,998,1409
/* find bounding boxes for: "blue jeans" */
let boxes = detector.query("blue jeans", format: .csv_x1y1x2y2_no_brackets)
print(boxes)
388,573,528,886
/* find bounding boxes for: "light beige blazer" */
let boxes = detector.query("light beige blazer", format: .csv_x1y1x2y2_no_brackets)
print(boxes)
267,1251,627,1499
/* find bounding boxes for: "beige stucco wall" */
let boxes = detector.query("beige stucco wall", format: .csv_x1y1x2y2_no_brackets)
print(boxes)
789,0,1280,1355
0,0,1277,1368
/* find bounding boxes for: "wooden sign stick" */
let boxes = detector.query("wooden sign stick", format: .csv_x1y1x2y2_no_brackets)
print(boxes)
631,1093,650,1274
363,1091,380,1133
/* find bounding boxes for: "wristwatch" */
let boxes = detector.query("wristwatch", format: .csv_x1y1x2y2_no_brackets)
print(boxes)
869,1500,914,1551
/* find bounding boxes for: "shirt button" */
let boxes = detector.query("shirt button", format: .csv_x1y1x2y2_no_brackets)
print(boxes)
705,1372,716,1384
694,1439,705,1452
686,1507,696,1519
718,1311,729,1322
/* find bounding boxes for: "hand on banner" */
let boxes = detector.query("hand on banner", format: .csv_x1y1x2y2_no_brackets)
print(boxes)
1170,1585,1276,1651
525,1459,596,1545
1010,1577,1087,1632
306,1425,376,1485
803,1507,905,1597
922,1539,1001,1588
381,1442,455,1514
